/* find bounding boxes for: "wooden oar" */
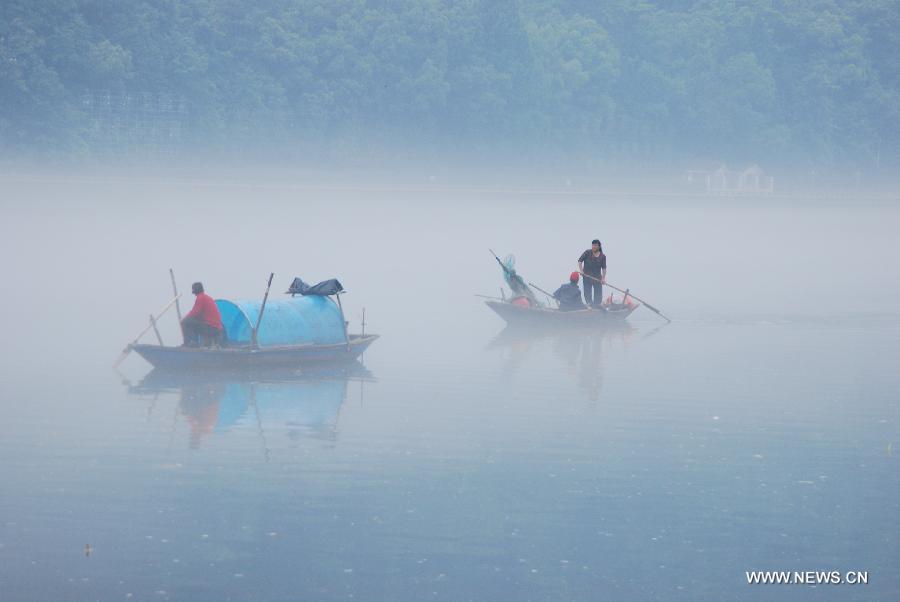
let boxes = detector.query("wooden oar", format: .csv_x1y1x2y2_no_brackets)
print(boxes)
527,282,559,307
579,271,671,322
113,294,182,368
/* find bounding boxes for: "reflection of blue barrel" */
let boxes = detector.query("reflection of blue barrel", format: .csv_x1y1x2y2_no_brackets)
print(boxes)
215,296,345,346
216,380,346,432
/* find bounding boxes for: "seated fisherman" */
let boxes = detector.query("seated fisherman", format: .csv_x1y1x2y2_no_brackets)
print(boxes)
553,272,586,311
181,282,224,347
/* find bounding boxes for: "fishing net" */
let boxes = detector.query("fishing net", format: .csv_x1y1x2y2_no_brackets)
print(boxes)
499,254,539,304
502,255,516,281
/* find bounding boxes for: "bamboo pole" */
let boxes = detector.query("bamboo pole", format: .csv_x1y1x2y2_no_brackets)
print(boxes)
251,273,275,348
527,281,559,307
335,292,351,351
149,314,164,346
169,268,183,323
113,294,181,368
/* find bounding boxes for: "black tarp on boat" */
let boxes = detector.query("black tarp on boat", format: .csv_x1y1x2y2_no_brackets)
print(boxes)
286,277,344,296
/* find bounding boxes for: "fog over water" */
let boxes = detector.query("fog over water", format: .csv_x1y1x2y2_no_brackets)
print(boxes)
4,173,899,364
1,172,899,601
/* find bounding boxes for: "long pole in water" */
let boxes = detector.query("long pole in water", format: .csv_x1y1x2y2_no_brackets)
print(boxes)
252,273,275,348
113,294,182,368
579,271,671,322
249,384,271,463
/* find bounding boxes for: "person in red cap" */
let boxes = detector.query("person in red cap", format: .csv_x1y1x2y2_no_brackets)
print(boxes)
181,282,224,346
553,272,586,311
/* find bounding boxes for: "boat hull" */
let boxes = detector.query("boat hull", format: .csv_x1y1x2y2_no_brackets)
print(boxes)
130,334,378,371
485,300,636,327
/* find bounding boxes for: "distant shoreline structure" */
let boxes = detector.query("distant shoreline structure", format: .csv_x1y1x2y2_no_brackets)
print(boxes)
686,164,775,196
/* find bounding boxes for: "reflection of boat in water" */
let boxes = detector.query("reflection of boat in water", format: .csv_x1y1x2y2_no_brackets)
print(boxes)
488,325,637,401
488,318,635,345
128,363,373,450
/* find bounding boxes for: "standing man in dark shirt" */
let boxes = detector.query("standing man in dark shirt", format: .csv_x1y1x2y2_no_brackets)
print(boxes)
578,239,607,308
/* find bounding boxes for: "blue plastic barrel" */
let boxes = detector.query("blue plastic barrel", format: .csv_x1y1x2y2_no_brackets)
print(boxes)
215,296,346,347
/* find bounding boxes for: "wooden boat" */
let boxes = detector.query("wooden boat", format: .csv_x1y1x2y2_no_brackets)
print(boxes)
118,273,379,372
485,299,638,327
130,334,379,371
485,251,646,328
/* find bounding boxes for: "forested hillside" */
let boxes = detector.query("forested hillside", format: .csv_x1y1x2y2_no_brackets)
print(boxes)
2,0,898,171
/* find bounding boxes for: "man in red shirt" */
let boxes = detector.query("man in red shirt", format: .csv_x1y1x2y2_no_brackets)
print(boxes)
181,282,224,346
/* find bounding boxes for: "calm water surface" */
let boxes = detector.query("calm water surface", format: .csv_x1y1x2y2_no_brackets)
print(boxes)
1,180,898,601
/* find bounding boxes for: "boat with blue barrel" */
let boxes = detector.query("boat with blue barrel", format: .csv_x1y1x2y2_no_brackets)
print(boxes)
119,273,378,371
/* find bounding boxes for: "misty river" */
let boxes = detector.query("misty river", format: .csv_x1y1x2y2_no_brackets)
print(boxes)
1,174,898,601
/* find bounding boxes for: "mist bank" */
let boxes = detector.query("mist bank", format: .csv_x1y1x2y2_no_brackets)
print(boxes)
2,1,898,174
2,161,900,200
